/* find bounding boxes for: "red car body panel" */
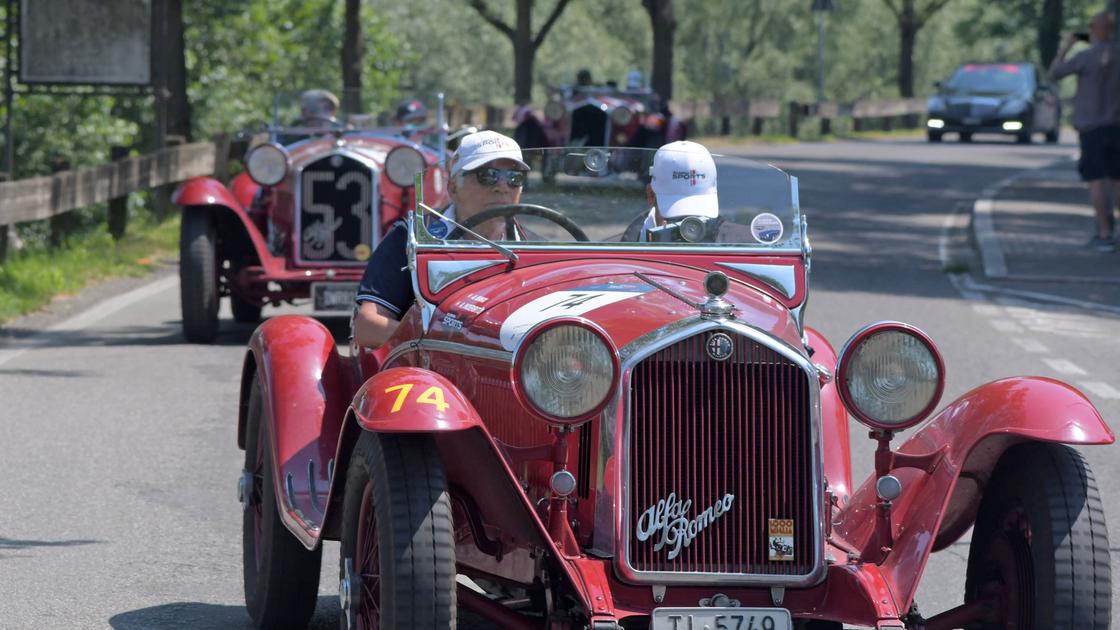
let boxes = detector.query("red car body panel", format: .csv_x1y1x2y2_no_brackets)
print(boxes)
241,315,356,544
831,376,1113,614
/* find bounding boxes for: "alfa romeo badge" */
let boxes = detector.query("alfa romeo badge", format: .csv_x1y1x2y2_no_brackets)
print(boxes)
706,332,734,361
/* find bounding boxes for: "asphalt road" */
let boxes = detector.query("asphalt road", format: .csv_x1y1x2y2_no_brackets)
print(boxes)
1,132,1116,628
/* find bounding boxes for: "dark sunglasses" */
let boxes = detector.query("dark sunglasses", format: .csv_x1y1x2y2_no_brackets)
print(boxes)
471,167,527,188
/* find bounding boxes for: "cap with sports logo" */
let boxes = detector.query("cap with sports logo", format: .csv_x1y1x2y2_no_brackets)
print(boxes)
450,130,530,177
649,140,719,218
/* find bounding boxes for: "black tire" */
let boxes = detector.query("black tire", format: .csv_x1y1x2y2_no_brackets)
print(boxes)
180,208,220,343
959,132,973,143
964,442,1111,629
927,131,943,143
232,295,263,324
339,432,456,630
1016,130,1033,144
242,377,322,629
1045,128,1059,143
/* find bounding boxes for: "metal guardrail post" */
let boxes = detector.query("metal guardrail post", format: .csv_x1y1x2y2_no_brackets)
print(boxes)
788,101,801,138
0,170,8,263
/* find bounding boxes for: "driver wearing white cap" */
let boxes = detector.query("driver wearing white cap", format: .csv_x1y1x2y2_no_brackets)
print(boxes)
622,140,721,242
352,130,530,348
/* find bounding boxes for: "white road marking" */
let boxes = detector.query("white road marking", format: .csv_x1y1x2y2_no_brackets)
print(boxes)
0,276,178,369
989,320,1023,333
1078,381,1120,400
1042,358,1088,375
1010,337,1050,353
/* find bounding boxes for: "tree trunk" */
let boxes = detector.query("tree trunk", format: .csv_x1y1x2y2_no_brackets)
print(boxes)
897,3,917,98
1038,0,1063,69
514,0,534,104
165,0,191,141
342,0,363,113
643,0,676,104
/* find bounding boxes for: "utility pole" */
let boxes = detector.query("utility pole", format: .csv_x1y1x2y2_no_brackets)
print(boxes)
812,0,836,104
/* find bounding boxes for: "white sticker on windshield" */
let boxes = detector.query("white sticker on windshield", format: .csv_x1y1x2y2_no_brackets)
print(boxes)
500,290,643,351
750,212,784,244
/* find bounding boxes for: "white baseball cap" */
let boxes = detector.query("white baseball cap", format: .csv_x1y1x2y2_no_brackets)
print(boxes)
650,140,719,219
450,130,530,177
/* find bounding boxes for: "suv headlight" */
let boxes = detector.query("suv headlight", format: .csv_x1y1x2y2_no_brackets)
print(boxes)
246,143,289,186
836,322,944,431
385,146,426,187
514,320,618,424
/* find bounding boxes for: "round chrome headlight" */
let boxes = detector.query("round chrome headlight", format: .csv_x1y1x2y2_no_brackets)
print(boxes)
836,322,944,431
544,100,566,121
246,143,289,186
611,106,634,127
514,321,618,424
385,146,426,188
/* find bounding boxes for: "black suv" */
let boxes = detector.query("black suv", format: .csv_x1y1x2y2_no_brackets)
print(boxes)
926,63,1061,144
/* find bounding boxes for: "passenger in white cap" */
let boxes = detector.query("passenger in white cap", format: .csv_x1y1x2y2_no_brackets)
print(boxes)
623,141,721,242
352,130,530,348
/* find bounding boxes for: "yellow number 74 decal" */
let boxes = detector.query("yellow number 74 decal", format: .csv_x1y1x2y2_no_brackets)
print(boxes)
384,384,450,413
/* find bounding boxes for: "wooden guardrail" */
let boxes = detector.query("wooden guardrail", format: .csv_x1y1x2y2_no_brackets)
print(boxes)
0,140,222,262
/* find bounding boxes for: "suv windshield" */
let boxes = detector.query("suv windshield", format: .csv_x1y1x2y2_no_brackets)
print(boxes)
944,64,1031,95
413,147,802,252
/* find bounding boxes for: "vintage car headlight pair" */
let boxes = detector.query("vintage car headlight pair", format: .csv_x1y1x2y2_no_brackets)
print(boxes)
245,143,425,188
836,322,945,431
514,320,618,425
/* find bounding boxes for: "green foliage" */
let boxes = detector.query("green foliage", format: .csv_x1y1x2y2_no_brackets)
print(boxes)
186,0,407,136
0,214,179,324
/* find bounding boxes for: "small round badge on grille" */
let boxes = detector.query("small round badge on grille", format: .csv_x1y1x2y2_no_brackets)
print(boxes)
706,332,734,361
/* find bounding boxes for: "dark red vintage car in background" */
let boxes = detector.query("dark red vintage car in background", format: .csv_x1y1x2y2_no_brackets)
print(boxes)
236,147,1112,629
172,93,449,343
513,81,688,179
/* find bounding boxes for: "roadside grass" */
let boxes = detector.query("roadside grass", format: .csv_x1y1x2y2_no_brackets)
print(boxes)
0,215,180,325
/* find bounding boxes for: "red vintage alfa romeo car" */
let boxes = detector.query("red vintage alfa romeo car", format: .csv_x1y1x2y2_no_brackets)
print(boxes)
236,146,1112,629
172,93,447,343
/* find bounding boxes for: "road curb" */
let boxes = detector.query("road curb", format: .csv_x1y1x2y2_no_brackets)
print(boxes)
971,156,1073,280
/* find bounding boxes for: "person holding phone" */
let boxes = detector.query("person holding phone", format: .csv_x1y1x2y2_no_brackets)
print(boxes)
1049,11,1120,251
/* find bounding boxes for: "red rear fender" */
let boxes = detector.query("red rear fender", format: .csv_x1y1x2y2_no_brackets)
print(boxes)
352,367,485,432
834,376,1113,612
240,315,357,546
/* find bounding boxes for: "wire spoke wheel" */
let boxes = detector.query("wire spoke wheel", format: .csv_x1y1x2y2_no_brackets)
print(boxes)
340,433,455,630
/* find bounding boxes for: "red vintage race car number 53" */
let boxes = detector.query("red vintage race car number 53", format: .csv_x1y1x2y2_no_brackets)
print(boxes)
652,608,791,630
384,384,449,413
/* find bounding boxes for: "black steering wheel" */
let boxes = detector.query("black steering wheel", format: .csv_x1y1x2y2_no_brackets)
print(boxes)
447,203,590,242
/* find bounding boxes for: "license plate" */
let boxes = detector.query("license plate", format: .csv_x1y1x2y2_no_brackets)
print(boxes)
311,282,359,311
963,117,980,125
652,607,791,630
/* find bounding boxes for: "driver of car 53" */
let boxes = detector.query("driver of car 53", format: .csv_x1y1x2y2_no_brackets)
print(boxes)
621,140,722,243
351,130,530,348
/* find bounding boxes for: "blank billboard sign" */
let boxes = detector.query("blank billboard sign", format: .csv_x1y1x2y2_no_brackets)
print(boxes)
19,0,151,85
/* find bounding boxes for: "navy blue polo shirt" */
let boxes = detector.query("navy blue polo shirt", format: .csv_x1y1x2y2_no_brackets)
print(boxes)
356,215,454,319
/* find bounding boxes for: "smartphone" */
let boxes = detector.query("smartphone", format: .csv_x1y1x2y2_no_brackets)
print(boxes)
1075,32,1090,42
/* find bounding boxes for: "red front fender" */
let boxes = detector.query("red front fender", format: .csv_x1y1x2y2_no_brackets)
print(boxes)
352,367,485,432
173,175,244,211
174,176,271,267
239,315,357,546
834,376,1113,613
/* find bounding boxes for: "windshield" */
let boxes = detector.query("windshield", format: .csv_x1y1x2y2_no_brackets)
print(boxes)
267,90,446,149
944,64,1032,94
412,147,802,252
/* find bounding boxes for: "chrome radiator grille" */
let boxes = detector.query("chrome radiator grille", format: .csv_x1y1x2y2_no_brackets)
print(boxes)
626,331,815,577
